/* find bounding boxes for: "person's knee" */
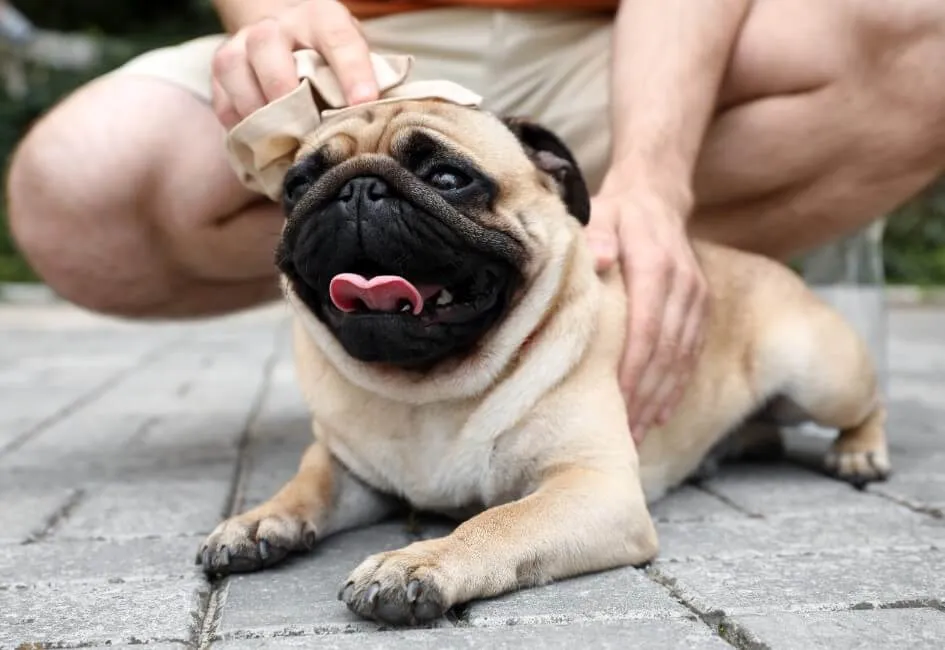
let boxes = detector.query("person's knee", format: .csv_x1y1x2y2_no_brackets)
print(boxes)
6,78,173,316
6,75,277,318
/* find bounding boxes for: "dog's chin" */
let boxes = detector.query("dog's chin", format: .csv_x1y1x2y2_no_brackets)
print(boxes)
288,259,519,370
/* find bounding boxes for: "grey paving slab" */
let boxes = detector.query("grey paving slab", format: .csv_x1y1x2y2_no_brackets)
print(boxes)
0,577,203,648
871,474,945,514
1,301,944,646
730,608,945,650
0,487,76,544
649,485,746,522
53,460,235,540
216,618,730,649
653,548,945,616
217,523,417,636
82,645,188,650
239,371,313,509
0,536,202,586
696,463,889,516
0,383,115,426
658,504,945,562
464,567,690,626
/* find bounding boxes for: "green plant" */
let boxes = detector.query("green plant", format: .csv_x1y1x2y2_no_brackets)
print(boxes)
884,180,945,285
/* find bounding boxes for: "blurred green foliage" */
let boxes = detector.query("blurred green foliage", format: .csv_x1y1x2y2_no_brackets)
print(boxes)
0,1,943,285
883,181,945,285
14,0,218,38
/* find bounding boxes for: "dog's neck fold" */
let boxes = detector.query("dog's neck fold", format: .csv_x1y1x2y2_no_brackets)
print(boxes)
225,50,483,201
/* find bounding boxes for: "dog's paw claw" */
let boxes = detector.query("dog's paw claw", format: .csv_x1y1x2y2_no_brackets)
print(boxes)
825,448,891,487
197,514,318,577
406,579,421,602
365,582,381,607
341,548,450,625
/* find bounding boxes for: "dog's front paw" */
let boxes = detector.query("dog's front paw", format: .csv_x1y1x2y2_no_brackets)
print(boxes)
824,447,890,488
339,541,452,625
197,510,318,576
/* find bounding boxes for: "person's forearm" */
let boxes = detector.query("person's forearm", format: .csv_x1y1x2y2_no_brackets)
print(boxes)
212,0,306,31
604,0,751,213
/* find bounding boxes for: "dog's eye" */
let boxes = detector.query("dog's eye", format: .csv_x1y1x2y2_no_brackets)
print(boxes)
427,166,470,191
283,174,312,206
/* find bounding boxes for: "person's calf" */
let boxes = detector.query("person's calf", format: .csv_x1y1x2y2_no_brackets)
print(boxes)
6,76,283,319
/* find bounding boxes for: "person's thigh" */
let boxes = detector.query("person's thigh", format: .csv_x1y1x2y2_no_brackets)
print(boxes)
361,8,493,95
7,38,285,318
481,10,612,194
365,9,615,192
498,1,945,259
691,0,945,257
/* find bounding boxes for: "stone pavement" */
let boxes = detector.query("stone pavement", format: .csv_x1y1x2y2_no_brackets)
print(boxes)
1,301,943,650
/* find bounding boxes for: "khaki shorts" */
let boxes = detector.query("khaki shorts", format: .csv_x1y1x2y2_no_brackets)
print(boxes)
112,8,614,191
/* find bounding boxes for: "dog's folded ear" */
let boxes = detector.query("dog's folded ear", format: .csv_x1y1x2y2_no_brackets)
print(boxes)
502,117,591,225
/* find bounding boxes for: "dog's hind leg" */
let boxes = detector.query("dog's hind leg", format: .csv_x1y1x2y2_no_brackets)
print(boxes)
197,438,400,576
760,299,890,487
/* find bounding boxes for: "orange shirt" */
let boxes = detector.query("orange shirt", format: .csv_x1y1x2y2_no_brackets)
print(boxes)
343,1,619,19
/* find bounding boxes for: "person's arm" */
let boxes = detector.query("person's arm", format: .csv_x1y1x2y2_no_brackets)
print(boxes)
212,0,306,33
587,0,751,440
601,0,751,209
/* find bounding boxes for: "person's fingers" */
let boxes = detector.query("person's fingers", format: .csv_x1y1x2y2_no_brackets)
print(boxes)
212,32,267,121
211,77,241,130
637,268,702,430
629,280,685,433
244,18,299,103
619,252,669,425
585,201,620,272
302,0,378,104
653,319,700,427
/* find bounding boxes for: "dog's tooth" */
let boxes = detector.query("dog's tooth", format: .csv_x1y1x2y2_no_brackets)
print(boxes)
436,289,454,306
399,302,411,313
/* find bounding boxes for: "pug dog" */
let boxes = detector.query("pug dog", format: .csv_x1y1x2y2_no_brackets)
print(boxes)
197,100,889,625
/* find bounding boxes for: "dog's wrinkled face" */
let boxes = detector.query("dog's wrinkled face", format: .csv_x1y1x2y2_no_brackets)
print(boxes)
276,101,590,369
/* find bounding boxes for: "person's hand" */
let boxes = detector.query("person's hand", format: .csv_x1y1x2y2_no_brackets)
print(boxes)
586,187,708,444
211,0,378,129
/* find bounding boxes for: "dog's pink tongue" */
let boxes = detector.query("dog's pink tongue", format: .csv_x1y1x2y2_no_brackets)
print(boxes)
330,273,426,315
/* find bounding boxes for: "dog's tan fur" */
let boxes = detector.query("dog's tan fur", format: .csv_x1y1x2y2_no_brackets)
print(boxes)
200,101,889,623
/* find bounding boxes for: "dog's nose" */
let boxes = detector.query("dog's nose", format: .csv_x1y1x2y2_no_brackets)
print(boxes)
337,176,392,205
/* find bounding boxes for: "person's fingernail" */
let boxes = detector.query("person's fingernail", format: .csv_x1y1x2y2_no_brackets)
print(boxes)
348,82,377,104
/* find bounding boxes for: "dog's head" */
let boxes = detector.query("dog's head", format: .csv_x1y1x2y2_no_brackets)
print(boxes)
276,100,590,371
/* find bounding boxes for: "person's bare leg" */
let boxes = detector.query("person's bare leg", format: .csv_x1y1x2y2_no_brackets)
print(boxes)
688,0,945,259
6,76,282,318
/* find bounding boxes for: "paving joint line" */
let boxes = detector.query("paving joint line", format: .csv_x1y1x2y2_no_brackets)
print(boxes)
21,488,86,545
654,543,945,566
869,489,944,519
188,324,286,650
690,482,763,519
0,335,188,458
702,597,945,650
643,565,740,648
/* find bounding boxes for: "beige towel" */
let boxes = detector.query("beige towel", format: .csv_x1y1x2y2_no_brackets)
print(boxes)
226,50,483,201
